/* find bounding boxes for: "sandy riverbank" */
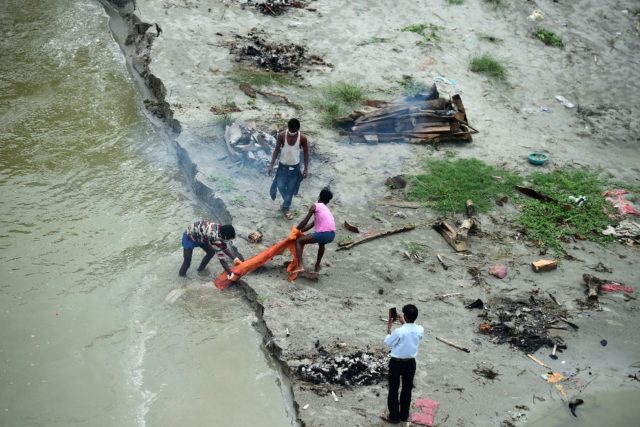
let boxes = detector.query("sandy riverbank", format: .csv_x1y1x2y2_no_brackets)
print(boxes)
102,0,639,425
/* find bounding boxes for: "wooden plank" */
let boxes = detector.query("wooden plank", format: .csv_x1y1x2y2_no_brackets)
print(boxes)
336,224,415,251
433,221,467,252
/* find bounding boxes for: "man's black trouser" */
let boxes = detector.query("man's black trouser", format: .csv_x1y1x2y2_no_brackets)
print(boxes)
387,357,416,422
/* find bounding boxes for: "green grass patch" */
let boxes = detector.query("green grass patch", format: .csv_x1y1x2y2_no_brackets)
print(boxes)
483,0,504,6
358,36,391,46
407,158,521,214
214,113,233,127
312,82,367,127
518,169,614,255
447,0,464,4
207,175,235,192
469,53,508,81
398,76,430,97
402,241,428,257
477,33,503,43
230,66,297,87
400,23,442,45
535,28,564,48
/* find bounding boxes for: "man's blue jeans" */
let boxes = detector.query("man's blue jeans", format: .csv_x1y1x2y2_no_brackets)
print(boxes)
270,163,302,212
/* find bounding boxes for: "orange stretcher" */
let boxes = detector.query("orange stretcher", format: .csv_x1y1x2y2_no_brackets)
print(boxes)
213,226,304,290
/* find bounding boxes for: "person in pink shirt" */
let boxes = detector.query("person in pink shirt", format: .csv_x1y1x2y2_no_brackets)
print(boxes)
294,187,336,273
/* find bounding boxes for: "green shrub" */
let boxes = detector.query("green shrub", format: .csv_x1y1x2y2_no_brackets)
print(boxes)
535,28,564,48
469,53,508,81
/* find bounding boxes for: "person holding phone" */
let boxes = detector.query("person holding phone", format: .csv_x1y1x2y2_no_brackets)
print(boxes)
381,304,424,424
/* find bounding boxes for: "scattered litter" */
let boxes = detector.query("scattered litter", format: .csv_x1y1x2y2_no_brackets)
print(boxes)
436,336,470,353
539,106,551,112
600,339,608,346
343,221,360,233
527,152,549,166
532,259,558,272
245,0,307,16
541,372,566,383
331,390,339,402
437,254,449,270
489,264,507,279
473,365,500,381
302,403,310,410
434,75,456,86
527,9,545,21
568,195,587,206
466,298,484,309
527,354,551,369
549,344,558,360
285,328,290,337
248,230,263,243
568,398,584,417
296,351,387,386
602,189,640,216
479,322,492,334
555,95,575,109
601,282,634,293
602,220,640,245
410,397,439,426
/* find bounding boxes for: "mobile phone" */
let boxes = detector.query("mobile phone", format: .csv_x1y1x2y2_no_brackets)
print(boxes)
389,307,397,321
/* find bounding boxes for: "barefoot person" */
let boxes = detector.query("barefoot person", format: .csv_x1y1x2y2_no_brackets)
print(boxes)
293,188,335,273
382,304,424,424
178,220,240,279
268,118,309,220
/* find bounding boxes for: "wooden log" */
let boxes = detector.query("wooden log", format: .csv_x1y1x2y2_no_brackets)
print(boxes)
433,221,467,252
582,274,604,301
336,224,415,251
516,185,557,203
532,259,558,272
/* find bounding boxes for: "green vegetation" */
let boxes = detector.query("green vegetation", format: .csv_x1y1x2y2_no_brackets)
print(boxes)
400,23,442,45
483,0,504,6
312,82,367,127
207,175,235,192
447,0,464,4
408,158,521,213
398,76,430,96
469,53,508,81
407,158,619,255
535,28,564,48
358,36,391,46
518,169,614,254
230,66,297,87
232,194,246,206
477,33,503,43
402,241,428,257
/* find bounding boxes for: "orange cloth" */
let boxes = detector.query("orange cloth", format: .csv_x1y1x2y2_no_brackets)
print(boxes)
214,227,304,290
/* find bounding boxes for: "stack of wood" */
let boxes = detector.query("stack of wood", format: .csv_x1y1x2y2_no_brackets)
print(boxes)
224,121,276,170
344,94,477,143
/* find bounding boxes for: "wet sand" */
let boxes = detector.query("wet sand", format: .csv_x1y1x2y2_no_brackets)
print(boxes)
102,0,640,425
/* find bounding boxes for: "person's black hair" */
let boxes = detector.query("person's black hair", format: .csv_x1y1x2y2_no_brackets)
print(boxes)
220,224,236,240
287,118,300,131
402,304,418,322
319,187,333,204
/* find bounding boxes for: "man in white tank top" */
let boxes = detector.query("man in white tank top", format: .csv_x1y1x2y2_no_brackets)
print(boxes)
268,118,310,219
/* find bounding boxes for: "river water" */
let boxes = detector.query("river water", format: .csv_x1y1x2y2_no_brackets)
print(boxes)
0,1,290,426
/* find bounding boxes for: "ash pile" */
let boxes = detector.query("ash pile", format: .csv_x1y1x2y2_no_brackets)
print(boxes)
238,0,306,16
478,293,572,354
296,351,388,386
341,84,477,144
229,29,330,74
224,121,276,171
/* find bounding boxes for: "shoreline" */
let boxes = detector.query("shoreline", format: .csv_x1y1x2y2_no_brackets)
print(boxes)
100,1,640,426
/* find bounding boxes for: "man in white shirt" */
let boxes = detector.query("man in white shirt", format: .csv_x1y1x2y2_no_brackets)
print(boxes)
382,304,424,423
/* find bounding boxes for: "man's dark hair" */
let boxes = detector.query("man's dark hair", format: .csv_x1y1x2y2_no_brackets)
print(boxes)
287,118,300,132
319,187,333,204
220,224,236,240
402,304,418,322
